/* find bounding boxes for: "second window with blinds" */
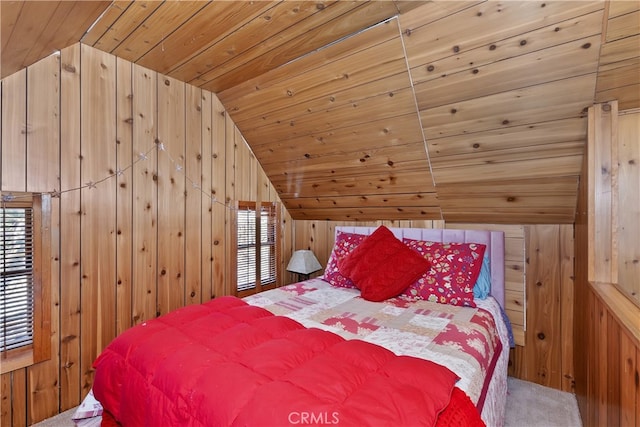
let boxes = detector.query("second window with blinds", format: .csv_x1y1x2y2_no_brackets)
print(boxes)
234,201,280,297
1,193,51,373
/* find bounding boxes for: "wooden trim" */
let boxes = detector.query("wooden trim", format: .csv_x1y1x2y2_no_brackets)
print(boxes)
229,200,240,296
590,282,640,349
587,105,596,282
587,101,619,284
234,200,281,298
32,194,51,364
270,201,282,289
0,193,52,373
0,347,33,375
610,105,619,285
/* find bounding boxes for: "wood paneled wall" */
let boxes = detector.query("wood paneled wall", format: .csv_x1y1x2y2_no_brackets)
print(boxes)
0,43,293,426
574,102,640,426
508,224,575,392
290,219,576,391
587,102,640,305
576,194,640,427
596,1,640,110
3,42,631,426
578,283,640,427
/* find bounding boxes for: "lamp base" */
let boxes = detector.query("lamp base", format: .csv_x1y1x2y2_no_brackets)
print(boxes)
296,273,310,282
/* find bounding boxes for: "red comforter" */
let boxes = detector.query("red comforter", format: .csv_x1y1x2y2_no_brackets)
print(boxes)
93,297,484,426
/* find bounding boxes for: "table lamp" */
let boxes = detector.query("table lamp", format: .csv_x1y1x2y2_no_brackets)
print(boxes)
286,250,322,282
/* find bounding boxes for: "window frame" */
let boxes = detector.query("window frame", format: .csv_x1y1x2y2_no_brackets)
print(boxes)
233,201,280,298
1,193,51,374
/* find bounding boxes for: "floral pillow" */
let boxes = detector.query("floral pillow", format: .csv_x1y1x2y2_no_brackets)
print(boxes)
323,230,367,288
402,238,486,307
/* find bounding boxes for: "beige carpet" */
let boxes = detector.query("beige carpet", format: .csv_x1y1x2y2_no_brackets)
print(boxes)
505,377,582,427
32,377,582,427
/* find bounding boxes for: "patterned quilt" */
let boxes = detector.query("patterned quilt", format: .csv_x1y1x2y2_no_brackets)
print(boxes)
245,278,506,411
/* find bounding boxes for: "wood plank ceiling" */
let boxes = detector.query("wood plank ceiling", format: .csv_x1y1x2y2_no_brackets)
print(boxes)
1,0,639,224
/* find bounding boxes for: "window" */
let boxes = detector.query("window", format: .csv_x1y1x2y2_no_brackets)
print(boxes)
1,202,33,351
234,201,280,297
1,193,50,373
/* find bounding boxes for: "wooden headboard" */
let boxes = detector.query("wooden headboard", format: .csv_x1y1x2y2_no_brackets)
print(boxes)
334,226,506,308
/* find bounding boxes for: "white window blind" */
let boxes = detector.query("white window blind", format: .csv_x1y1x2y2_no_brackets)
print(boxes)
236,202,279,294
237,206,257,292
259,204,277,286
1,205,34,352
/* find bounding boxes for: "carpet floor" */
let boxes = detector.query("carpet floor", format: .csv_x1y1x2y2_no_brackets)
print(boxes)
505,377,582,427
32,377,582,427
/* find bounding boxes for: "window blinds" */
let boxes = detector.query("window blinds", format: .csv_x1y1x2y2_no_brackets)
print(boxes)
1,206,34,352
237,206,257,292
236,202,278,293
260,204,277,286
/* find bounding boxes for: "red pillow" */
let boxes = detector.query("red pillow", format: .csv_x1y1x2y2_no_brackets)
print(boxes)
402,238,486,307
323,231,367,288
338,226,431,302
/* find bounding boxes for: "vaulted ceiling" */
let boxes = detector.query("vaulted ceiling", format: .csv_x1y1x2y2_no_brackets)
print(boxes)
2,1,639,223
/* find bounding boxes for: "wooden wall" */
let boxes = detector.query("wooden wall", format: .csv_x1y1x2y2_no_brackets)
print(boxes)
587,102,640,305
290,219,577,392
595,1,640,110
0,43,293,426
2,41,631,426
509,224,575,392
576,283,640,427
574,102,640,426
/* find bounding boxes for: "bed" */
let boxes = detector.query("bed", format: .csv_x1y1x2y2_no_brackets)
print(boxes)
84,226,511,426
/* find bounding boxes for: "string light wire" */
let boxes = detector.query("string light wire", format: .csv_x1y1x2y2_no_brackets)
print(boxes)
1,139,227,208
